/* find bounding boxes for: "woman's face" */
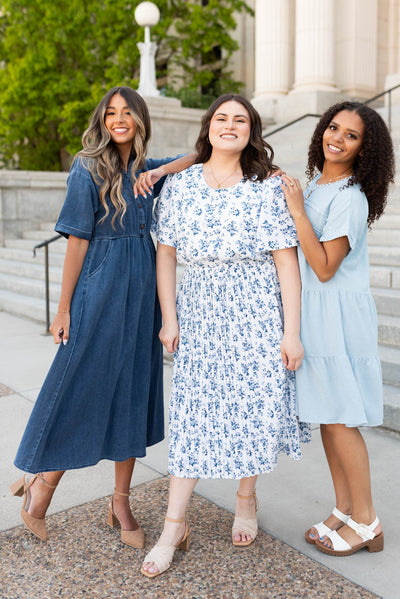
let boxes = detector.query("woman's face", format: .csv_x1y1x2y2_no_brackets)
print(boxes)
322,110,365,169
105,93,137,148
208,101,251,154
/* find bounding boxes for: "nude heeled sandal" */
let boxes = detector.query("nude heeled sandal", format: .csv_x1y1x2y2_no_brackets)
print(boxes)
232,491,258,547
107,488,145,549
10,473,58,541
305,507,351,544
140,516,191,578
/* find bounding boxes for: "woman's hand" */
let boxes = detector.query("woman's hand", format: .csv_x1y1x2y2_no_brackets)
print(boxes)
270,167,286,178
159,321,180,353
49,311,70,345
280,174,306,220
133,167,165,198
281,333,304,371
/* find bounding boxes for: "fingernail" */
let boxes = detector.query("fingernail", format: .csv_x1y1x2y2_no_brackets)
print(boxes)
63,339,68,345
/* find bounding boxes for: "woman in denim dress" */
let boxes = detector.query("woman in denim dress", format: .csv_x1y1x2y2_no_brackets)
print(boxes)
11,86,194,546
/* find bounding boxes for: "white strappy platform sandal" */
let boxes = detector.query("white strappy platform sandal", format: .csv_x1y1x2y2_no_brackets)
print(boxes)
315,516,384,556
305,507,351,544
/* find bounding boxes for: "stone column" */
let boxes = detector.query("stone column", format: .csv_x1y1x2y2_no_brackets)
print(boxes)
292,0,338,92
252,0,290,120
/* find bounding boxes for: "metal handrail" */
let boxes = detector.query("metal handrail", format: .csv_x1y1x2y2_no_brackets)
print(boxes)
263,83,400,138
33,234,62,332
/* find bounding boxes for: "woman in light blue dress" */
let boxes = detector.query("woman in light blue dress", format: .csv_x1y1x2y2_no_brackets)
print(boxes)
282,101,395,557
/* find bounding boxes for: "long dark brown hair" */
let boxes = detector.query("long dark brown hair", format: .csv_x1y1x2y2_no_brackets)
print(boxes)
195,94,277,181
307,101,395,225
74,86,151,226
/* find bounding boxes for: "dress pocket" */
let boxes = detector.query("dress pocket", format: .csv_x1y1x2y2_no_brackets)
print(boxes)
87,239,112,278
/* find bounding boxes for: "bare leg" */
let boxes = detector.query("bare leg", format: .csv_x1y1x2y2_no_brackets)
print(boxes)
142,475,198,575
28,471,64,518
233,475,258,543
321,424,381,548
308,425,352,540
113,458,140,531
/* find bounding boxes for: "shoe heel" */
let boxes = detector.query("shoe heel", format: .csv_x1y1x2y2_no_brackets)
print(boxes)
10,476,25,497
107,504,119,529
178,530,191,551
367,534,384,553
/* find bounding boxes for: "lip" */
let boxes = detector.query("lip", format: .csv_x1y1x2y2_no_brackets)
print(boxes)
113,127,129,134
326,143,343,154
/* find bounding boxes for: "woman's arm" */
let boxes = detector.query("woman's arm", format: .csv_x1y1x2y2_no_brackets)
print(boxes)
134,153,196,197
156,243,179,353
281,175,349,282
272,246,304,371
49,235,89,344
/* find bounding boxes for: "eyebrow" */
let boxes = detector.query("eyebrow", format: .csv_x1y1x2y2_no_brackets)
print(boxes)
106,105,130,110
331,120,361,135
214,112,249,119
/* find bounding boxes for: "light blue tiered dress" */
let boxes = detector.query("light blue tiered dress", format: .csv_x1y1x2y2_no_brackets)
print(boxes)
296,175,383,427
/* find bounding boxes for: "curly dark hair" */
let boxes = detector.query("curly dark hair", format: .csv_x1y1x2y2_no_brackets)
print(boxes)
194,94,278,181
306,101,395,225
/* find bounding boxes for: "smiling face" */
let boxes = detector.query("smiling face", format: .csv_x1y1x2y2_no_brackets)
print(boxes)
208,101,251,154
105,93,137,150
322,110,365,170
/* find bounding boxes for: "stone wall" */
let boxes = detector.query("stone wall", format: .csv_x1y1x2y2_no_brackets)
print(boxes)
0,99,204,245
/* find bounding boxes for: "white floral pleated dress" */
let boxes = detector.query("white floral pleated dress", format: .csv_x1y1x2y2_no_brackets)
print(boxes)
154,164,310,479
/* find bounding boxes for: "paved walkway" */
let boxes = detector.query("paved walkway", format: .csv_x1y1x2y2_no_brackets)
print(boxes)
1,311,399,598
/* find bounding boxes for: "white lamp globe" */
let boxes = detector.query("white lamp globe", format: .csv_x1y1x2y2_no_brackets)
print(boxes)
134,2,160,27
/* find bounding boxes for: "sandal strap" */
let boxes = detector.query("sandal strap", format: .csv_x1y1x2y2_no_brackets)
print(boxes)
143,544,175,573
326,529,352,551
38,473,58,489
236,492,259,512
114,487,130,497
311,520,334,539
232,516,258,539
347,517,379,541
165,516,185,523
332,507,351,523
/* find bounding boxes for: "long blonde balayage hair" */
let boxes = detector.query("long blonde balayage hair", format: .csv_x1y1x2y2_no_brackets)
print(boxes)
74,87,151,226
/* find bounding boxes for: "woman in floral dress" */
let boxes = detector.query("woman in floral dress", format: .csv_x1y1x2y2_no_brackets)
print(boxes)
141,94,310,578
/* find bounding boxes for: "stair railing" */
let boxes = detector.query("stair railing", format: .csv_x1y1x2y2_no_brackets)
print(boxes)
263,83,400,138
33,234,62,332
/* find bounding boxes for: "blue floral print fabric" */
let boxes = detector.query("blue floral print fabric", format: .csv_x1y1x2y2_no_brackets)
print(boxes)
154,164,310,479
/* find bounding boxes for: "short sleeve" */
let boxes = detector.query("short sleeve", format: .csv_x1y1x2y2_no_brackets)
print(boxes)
144,155,183,198
256,176,298,251
152,174,177,247
320,186,367,249
55,159,100,240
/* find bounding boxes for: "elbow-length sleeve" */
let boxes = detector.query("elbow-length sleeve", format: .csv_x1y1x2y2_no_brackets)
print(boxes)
152,174,177,247
320,186,367,250
55,160,100,240
256,176,298,252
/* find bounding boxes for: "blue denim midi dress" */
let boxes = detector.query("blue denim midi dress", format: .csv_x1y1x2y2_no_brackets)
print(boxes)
14,156,174,473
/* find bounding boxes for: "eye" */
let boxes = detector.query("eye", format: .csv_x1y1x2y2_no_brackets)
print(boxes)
348,133,357,139
329,124,337,130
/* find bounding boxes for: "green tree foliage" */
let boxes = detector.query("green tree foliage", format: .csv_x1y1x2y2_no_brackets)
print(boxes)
0,0,252,170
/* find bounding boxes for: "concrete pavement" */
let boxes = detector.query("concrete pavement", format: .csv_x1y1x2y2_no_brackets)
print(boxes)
1,311,399,598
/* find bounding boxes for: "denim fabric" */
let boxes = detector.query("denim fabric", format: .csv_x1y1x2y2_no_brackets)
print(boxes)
14,156,174,473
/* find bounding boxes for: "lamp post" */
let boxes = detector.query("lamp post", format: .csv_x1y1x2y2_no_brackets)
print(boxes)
135,1,161,97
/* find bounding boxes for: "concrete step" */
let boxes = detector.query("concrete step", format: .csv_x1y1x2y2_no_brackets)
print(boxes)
378,314,400,347
372,214,400,228
0,288,58,324
4,237,66,254
369,246,400,266
383,384,400,433
368,228,400,246
0,257,63,283
40,222,57,232
379,345,400,387
0,272,61,302
372,287,400,316
22,229,62,241
0,246,66,267
369,265,400,289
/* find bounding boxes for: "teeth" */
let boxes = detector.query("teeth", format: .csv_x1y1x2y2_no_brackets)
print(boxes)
114,128,128,133
328,144,342,152
221,134,237,139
